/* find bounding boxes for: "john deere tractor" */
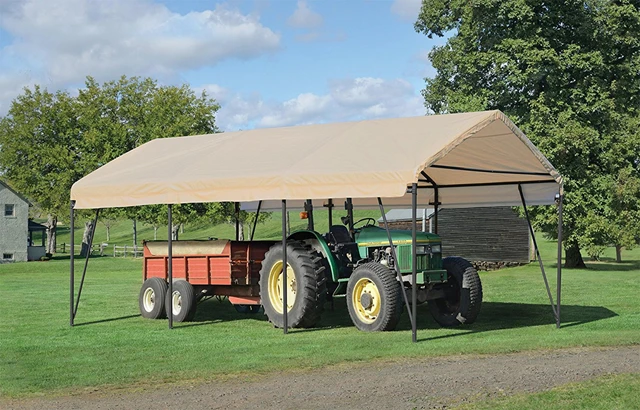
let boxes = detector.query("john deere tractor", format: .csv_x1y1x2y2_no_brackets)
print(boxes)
259,211,483,332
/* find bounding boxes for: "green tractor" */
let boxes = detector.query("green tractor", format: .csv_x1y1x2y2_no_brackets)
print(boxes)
259,211,483,332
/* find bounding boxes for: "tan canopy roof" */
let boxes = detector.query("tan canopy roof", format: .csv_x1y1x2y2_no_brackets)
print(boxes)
70,110,561,210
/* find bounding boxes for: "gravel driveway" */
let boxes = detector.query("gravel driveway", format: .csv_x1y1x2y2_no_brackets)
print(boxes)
3,345,640,409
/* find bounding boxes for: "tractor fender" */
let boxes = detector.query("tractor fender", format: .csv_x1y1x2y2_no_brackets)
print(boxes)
288,230,340,281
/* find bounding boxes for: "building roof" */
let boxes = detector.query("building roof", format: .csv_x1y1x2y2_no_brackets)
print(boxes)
0,180,32,206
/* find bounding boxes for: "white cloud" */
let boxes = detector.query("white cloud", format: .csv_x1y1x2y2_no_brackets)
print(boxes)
287,1,323,29
0,0,280,113
391,0,422,22
212,77,425,131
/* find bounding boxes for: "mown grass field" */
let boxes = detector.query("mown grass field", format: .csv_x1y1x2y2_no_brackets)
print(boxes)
1,224,639,398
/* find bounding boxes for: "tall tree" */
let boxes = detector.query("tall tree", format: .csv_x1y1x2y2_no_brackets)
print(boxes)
0,76,220,253
415,0,640,267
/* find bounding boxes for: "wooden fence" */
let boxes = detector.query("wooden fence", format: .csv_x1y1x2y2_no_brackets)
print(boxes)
54,243,143,258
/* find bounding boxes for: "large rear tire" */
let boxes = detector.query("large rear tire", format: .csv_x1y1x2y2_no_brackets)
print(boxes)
428,256,482,327
346,262,402,331
164,280,197,322
259,241,326,328
139,277,167,319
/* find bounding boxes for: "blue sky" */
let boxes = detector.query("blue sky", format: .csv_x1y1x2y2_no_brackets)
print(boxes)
0,0,446,131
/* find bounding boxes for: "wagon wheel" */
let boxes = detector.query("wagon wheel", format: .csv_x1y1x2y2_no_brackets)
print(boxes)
139,277,167,319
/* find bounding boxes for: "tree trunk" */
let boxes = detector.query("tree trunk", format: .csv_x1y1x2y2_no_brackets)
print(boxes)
172,224,179,240
80,220,95,257
132,219,137,246
180,223,184,234
564,242,586,269
106,225,110,242
615,245,622,263
153,225,158,240
236,221,245,241
45,215,57,254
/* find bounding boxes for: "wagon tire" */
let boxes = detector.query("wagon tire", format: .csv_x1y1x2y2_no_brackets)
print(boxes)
346,262,402,331
259,241,326,328
139,277,167,319
428,256,482,327
165,280,197,322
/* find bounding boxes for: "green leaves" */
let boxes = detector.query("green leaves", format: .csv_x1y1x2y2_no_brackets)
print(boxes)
417,0,640,264
0,76,220,221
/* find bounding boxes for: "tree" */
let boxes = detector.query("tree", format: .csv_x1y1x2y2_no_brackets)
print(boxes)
415,0,640,267
0,76,220,253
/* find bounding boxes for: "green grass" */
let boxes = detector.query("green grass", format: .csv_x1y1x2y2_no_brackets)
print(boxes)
460,374,640,410
1,237,639,398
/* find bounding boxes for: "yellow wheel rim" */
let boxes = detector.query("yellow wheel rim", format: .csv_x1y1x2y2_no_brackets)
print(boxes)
268,261,296,314
352,277,381,324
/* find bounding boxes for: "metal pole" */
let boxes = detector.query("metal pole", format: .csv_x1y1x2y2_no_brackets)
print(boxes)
70,200,75,327
411,183,418,343
557,184,564,328
282,200,288,334
74,208,100,319
377,197,414,327
235,202,240,241
168,204,173,329
250,200,262,242
433,187,439,234
518,185,557,319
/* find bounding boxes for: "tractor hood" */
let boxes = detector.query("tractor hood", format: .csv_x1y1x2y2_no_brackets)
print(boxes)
355,226,440,247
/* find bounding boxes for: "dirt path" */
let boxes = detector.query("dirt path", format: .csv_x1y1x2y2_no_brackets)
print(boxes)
3,345,640,410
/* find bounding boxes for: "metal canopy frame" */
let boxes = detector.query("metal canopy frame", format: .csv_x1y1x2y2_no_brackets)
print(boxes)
70,171,564,341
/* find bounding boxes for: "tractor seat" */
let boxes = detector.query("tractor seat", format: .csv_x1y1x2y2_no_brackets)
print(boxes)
329,225,352,243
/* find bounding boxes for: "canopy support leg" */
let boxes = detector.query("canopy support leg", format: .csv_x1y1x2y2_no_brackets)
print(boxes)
518,185,557,320
250,200,262,242
70,200,75,327
411,183,418,343
73,208,101,320
282,200,288,334
377,197,414,332
168,204,173,329
557,184,564,328
421,171,440,233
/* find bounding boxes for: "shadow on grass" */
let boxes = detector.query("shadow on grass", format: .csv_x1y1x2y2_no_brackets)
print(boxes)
410,301,617,343
584,259,640,272
174,298,617,337
73,314,140,326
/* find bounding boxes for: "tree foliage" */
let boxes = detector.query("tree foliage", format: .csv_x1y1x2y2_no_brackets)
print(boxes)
416,0,640,266
0,76,219,251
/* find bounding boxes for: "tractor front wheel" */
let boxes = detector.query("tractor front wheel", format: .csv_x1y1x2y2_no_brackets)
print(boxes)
139,277,168,319
428,256,482,327
259,241,326,328
346,263,402,331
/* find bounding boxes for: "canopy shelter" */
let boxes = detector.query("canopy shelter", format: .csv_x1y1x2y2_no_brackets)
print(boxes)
69,110,564,341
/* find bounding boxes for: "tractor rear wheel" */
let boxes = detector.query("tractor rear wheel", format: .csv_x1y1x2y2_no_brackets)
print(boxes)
164,280,197,322
428,256,482,327
346,262,402,331
259,241,326,328
139,277,167,319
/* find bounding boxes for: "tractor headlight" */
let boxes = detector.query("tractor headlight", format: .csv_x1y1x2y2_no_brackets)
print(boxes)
431,244,441,253
415,245,429,254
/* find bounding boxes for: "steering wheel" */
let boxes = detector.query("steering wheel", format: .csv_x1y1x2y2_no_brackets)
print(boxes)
353,217,376,229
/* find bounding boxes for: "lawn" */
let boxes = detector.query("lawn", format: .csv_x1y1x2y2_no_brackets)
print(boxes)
1,235,639,398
